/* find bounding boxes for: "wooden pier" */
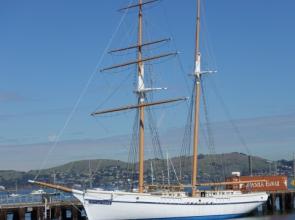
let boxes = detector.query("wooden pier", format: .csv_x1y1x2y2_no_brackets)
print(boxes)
262,190,295,213
0,194,86,220
0,202,86,220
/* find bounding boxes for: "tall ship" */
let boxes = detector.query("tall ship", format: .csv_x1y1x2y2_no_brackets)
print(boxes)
30,0,268,219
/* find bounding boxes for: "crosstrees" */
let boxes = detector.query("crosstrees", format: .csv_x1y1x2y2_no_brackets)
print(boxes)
118,0,160,12
91,97,188,116
100,52,178,72
108,38,171,54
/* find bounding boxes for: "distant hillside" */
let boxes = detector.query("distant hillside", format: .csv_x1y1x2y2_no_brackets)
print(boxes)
32,159,128,175
199,152,270,176
29,152,269,180
0,152,292,190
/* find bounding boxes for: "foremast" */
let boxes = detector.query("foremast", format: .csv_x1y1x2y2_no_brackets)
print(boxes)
191,0,201,197
93,0,184,194
137,0,145,193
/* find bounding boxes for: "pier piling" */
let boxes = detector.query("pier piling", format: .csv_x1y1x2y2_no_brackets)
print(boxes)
72,207,78,220
266,193,276,211
0,210,7,220
53,206,61,220
266,190,295,212
279,193,286,211
0,199,85,220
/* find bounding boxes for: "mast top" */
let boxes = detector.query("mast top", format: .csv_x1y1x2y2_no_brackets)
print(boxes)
118,0,160,11
194,0,201,79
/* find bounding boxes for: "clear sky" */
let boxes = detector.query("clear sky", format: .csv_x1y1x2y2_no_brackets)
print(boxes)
1,0,295,170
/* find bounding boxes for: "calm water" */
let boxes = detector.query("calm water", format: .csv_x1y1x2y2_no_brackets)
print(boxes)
236,213,295,220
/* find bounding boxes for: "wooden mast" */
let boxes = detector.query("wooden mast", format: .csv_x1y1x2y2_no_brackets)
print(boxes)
94,0,179,193
138,0,145,193
191,0,201,197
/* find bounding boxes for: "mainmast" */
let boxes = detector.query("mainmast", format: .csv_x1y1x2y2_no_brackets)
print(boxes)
191,0,201,197
137,0,145,193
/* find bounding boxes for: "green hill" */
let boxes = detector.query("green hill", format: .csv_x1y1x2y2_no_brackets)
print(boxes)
0,152,291,190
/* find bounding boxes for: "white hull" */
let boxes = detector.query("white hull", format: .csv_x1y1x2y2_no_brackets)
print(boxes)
74,189,268,220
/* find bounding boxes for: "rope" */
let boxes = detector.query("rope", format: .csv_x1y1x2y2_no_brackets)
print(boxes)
93,72,133,111
33,1,132,180
146,106,166,183
127,109,139,190
209,77,252,156
161,3,192,98
178,79,195,183
169,157,180,184
200,78,226,181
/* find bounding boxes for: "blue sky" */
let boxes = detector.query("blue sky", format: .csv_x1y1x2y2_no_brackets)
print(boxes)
1,0,295,170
